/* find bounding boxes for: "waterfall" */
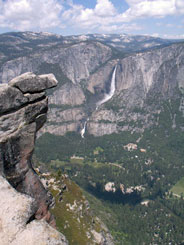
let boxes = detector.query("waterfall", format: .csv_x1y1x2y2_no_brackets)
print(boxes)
80,65,117,138
80,118,89,138
97,65,117,106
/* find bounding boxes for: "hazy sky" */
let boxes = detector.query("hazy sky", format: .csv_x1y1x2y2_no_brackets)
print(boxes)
0,0,183,38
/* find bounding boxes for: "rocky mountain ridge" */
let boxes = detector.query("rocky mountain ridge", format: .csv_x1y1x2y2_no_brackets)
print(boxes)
42,42,184,137
0,31,180,63
0,32,183,137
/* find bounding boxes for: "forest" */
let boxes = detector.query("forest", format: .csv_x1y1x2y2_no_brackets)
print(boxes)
35,101,184,244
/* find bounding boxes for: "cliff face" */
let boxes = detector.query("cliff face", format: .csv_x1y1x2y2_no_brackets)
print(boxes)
87,43,184,136
0,41,112,84
0,32,183,137
43,42,184,136
0,38,112,136
0,73,68,245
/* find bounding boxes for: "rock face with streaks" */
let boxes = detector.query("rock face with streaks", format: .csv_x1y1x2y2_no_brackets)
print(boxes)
87,43,184,136
0,72,68,245
0,31,183,137
0,41,112,84
41,42,184,137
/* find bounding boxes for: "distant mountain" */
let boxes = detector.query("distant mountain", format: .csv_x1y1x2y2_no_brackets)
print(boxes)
0,31,182,66
65,33,181,52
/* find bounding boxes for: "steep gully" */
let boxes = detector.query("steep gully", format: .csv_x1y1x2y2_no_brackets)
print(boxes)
80,65,117,138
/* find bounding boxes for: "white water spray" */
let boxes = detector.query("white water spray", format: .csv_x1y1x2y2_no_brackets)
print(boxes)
97,65,117,106
80,118,89,138
80,65,117,138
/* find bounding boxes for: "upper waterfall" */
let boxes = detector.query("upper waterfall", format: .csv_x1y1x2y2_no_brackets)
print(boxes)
80,65,117,138
97,65,117,106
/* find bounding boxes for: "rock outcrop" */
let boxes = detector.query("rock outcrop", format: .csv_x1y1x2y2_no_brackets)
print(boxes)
0,72,68,245
0,176,67,245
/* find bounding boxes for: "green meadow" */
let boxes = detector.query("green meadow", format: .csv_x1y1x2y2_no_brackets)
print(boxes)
170,177,184,197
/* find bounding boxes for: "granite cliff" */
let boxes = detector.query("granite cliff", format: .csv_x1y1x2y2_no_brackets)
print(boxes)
0,32,183,137
0,73,68,245
87,43,184,136
44,42,184,136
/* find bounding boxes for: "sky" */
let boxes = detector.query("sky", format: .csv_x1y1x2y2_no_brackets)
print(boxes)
0,0,183,38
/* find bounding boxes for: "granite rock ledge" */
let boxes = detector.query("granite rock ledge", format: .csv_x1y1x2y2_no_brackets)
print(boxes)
0,72,68,245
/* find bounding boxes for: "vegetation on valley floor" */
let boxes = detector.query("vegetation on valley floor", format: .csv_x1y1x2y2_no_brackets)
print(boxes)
170,177,184,198
35,99,184,244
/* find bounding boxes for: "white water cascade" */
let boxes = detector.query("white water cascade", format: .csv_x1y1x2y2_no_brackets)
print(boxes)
80,65,117,138
97,65,117,106
80,118,89,138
